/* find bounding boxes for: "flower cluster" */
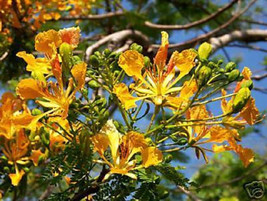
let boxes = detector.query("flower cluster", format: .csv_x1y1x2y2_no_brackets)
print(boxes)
0,27,261,199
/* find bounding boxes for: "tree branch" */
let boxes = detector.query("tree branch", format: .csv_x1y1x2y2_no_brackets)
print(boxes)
177,185,202,201
210,29,267,52
144,0,238,30
252,73,267,81
85,29,150,62
59,11,124,21
150,0,257,52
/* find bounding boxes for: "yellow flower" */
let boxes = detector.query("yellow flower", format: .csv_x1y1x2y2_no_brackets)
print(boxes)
114,31,197,109
91,120,163,180
16,61,87,119
2,130,29,186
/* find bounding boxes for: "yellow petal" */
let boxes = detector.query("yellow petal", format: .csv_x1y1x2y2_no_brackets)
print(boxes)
242,67,252,80
238,98,259,125
206,126,239,143
180,79,198,100
59,27,80,48
91,133,109,156
154,31,169,68
113,83,139,110
35,29,62,56
165,96,185,110
99,120,121,161
17,51,51,75
141,147,163,168
16,79,43,100
9,169,25,186
71,62,87,89
118,50,144,80
172,49,197,80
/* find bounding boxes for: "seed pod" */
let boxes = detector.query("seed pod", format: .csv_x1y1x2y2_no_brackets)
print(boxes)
232,87,251,113
197,66,212,86
198,42,212,60
130,43,143,53
89,55,99,67
88,80,100,89
228,69,240,82
40,129,50,147
164,154,173,163
241,80,253,90
225,62,237,72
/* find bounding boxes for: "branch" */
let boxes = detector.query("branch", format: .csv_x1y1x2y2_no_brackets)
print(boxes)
210,29,267,52
0,51,8,61
240,18,267,26
227,43,267,53
59,11,124,21
150,0,257,52
177,185,202,201
251,73,267,81
85,29,150,62
144,0,238,30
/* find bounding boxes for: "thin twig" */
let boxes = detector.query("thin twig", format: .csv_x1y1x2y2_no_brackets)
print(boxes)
59,11,124,21
145,0,238,30
177,185,202,201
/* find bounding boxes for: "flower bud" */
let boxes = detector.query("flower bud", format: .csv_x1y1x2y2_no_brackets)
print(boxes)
130,43,143,53
89,55,99,67
225,62,237,72
72,55,81,65
228,69,240,82
197,66,212,86
177,138,188,145
32,108,42,116
241,80,253,90
144,56,151,68
59,42,73,72
164,154,173,163
198,42,212,60
88,80,100,89
104,48,111,56
232,87,251,113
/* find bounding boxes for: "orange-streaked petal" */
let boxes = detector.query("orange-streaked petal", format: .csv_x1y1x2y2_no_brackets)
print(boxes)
242,67,252,80
113,83,139,110
91,133,109,156
154,31,169,68
180,79,198,100
16,79,43,99
35,29,62,55
238,98,259,125
59,27,80,48
30,149,44,166
71,61,87,89
118,50,144,80
172,49,197,80
141,147,163,168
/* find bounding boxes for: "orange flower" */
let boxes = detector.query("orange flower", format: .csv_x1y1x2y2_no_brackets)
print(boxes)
114,31,197,109
2,130,29,186
91,120,163,180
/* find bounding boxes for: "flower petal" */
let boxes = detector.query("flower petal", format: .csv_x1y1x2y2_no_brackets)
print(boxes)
172,49,197,80
154,31,169,68
113,83,139,110
9,169,25,186
71,61,87,89
141,147,163,168
59,27,80,48
16,79,43,100
238,98,259,125
35,29,62,56
118,50,144,80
